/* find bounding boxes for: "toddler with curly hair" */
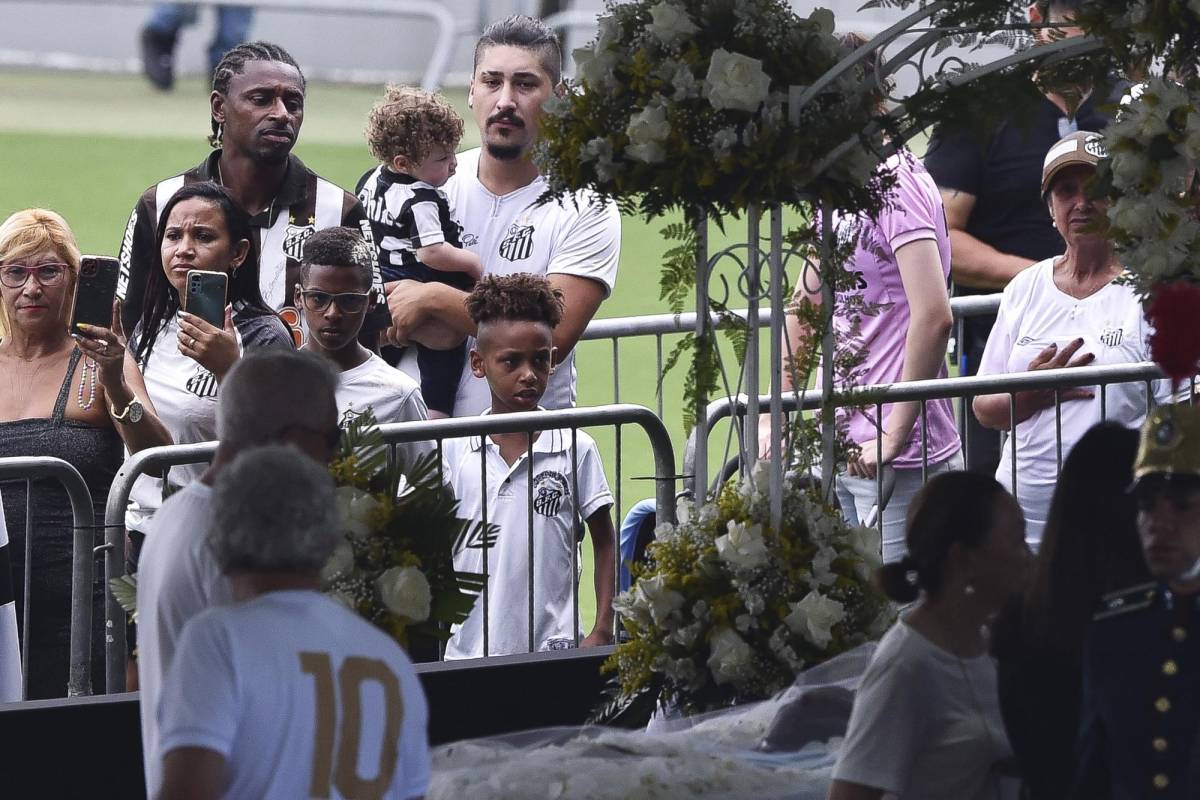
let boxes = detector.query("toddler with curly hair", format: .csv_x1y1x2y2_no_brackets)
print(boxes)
357,85,481,417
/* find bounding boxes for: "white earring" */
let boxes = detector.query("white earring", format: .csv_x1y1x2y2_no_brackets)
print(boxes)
964,583,976,596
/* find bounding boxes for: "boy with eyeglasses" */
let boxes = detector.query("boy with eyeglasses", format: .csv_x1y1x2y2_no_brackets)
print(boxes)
296,228,431,467
357,85,481,419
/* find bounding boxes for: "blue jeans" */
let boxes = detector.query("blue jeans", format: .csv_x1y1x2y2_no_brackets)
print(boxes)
146,4,254,73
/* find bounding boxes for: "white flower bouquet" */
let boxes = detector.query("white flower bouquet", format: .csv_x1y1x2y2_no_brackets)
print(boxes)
597,465,895,722
324,411,487,657
537,0,885,221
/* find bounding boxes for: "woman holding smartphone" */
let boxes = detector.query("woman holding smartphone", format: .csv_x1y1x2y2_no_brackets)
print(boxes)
125,181,292,542
0,208,171,698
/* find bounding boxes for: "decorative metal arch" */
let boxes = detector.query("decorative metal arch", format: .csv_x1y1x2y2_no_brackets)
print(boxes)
690,4,1107,530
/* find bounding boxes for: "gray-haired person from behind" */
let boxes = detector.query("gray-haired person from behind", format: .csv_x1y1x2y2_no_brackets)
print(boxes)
136,348,341,797
155,446,432,800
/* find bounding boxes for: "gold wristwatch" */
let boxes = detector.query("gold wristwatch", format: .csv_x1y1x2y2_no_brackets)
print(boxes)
109,397,145,425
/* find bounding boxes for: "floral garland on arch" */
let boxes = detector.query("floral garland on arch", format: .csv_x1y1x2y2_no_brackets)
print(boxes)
596,463,895,723
536,0,888,222
1100,78,1200,383
322,411,487,656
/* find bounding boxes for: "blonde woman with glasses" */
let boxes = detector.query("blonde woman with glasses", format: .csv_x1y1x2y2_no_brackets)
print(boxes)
0,208,170,698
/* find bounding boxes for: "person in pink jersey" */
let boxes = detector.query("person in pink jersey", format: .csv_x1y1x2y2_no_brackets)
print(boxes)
763,148,962,563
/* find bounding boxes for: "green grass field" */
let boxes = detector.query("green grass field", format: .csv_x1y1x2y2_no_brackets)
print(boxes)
0,69,774,632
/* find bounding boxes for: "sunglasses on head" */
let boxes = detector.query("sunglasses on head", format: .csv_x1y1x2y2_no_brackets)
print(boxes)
299,289,371,314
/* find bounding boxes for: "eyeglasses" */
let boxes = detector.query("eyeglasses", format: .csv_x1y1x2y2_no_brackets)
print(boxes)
0,263,69,289
299,290,371,314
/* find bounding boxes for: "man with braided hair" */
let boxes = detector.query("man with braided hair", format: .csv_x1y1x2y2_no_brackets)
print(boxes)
117,41,379,344
442,273,616,659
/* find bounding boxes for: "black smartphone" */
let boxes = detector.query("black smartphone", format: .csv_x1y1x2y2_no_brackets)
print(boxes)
185,270,228,328
70,255,120,335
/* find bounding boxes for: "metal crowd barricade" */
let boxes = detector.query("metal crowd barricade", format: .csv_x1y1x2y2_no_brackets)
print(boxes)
577,294,1002,414
102,404,675,692
683,361,1173,510
0,0,464,92
0,456,96,698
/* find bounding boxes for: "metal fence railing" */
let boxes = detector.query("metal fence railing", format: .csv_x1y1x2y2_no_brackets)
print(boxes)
578,294,1001,414
683,361,1180,511
0,457,97,699
101,404,676,692
0,0,465,91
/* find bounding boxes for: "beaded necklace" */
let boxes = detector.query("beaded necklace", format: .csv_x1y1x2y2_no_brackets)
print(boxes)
76,356,97,411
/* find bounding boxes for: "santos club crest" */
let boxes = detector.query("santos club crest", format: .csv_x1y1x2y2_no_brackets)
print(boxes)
283,222,316,261
532,471,569,517
499,223,535,261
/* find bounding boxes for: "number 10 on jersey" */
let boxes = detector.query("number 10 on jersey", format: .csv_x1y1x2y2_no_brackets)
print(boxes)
299,652,405,799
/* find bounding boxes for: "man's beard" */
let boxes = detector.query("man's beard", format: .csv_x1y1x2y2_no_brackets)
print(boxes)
486,142,525,161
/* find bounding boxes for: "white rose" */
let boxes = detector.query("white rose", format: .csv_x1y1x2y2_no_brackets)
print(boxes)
336,486,380,541
595,14,621,51
706,626,753,686
784,590,847,650
648,2,699,44
704,48,771,113
848,524,882,566
579,137,614,164
624,100,671,164
811,546,837,588
637,574,685,625
542,93,570,117
320,539,355,583
714,520,769,570
376,565,432,622
573,46,621,89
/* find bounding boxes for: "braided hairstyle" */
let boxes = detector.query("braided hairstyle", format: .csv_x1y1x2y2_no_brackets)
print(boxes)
209,41,305,148
465,273,564,329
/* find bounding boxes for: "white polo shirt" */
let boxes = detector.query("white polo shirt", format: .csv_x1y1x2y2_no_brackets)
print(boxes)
441,418,613,658
441,148,621,415
158,590,430,800
335,353,433,470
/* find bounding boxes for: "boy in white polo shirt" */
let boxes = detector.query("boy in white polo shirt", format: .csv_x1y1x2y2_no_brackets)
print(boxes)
443,274,616,658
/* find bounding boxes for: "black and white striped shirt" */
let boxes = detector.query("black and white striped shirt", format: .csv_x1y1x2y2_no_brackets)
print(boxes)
356,166,472,290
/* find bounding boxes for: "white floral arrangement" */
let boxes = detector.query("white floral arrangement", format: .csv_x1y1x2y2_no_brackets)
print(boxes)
598,465,895,721
323,412,485,655
537,0,885,221
1103,77,1200,293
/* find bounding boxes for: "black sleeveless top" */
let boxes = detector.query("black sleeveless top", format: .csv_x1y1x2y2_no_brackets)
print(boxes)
0,348,121,698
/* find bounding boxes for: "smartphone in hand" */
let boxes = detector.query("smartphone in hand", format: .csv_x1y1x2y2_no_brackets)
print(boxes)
185,270,228,328
70,256,120,335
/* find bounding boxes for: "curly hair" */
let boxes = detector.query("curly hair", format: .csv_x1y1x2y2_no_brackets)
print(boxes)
366,85,465,165
465,273,564,329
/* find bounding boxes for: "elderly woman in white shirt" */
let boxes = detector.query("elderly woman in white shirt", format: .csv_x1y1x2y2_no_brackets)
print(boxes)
972,131,1170,547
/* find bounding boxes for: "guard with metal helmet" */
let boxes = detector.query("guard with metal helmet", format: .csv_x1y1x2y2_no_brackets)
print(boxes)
1072,406,1200,798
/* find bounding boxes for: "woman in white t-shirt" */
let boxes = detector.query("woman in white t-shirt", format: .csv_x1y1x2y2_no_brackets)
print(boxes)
830,471,1031,800
973,131,1170,546
126,182,292,537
